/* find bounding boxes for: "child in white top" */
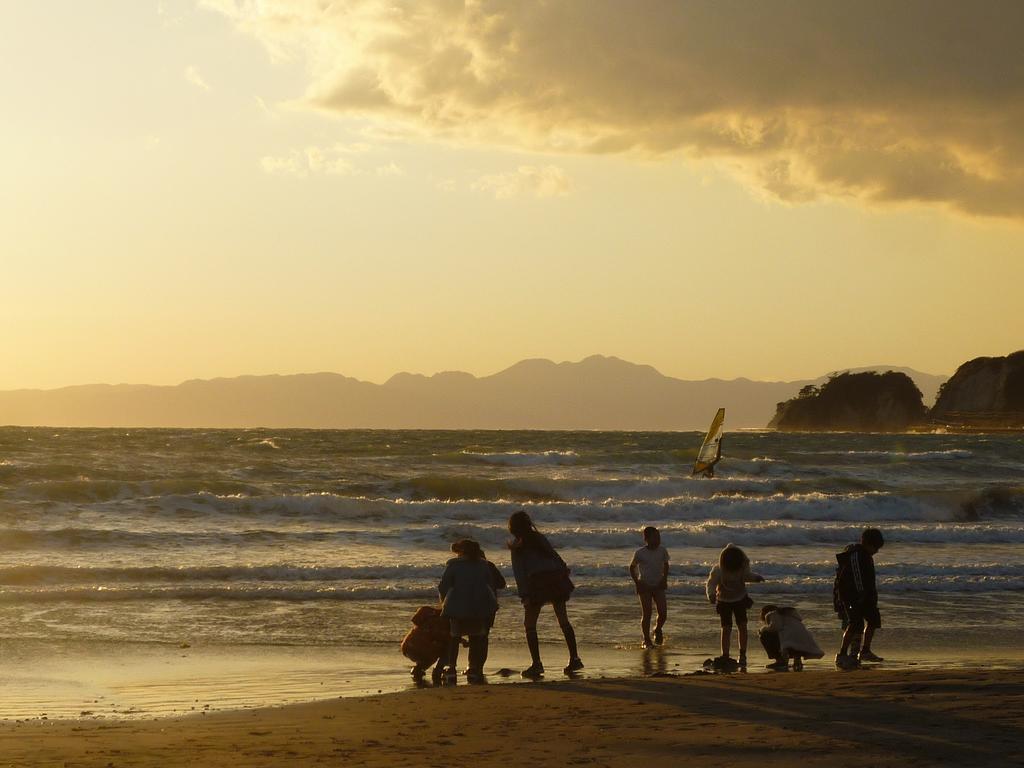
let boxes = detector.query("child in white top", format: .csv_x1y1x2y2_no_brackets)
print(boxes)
705,543,764,667
628,526,669,648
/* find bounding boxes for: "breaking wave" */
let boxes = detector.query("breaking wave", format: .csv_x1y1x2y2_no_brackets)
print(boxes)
2,427,1023,647
458,450,579,466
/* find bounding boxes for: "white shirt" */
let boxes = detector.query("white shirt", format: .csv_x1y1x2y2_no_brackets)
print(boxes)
631,545,669,586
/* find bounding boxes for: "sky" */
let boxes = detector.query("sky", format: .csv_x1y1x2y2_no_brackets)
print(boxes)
2,0,1023,390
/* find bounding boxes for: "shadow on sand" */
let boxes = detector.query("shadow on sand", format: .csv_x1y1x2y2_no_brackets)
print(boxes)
569,671,1024,766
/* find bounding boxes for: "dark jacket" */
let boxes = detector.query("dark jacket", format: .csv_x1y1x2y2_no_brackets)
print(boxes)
510,532,566,600
438,557,506,619
834,543,877,610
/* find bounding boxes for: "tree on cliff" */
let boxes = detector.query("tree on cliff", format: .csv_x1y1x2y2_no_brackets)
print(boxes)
769,371,926,432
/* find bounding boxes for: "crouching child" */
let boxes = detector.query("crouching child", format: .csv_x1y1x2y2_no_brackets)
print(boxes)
401,605,452,680
759,605,824,671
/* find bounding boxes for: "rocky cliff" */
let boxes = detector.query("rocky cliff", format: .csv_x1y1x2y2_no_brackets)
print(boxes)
930,351,1024,428
769,371,926,432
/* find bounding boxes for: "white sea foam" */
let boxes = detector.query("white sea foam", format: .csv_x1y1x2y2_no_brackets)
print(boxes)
0,584,441,603
797,449,974,460
3,560,1022,587
139,488,1009,525
435,520,1024,550
459,450,579,466
0,564,443,585
3,570,1024,603
2,427,1023,649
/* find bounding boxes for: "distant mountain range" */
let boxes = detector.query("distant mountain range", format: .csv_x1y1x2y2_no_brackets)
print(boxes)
0,356,946,430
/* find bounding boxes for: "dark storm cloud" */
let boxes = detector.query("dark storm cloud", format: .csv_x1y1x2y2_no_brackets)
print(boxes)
208,0,1024,217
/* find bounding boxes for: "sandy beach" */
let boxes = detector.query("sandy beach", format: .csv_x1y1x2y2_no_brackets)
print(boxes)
7,0,1024,763
3,430,1023,766
2,668,1022,767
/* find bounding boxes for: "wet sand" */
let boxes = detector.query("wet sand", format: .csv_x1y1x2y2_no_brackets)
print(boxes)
5,638,1019,721
2,668,1022,767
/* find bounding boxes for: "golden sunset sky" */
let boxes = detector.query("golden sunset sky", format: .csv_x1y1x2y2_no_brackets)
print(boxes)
3,0,1022,390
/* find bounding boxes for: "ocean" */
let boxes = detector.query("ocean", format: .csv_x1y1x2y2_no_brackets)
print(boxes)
1,427,1022,714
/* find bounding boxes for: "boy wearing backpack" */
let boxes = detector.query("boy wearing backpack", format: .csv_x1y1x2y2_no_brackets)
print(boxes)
834,528,885,669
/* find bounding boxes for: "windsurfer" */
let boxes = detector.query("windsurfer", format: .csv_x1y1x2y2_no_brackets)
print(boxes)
699,436,722,478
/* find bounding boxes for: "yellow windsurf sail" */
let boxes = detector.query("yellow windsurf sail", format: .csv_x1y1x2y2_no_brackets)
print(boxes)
693,407,725,476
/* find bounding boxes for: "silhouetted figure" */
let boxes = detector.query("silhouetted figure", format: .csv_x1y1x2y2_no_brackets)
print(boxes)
438,538,506,683
629,526,669,648
706,543,764,668
758,604,823,671
401,605,452,681
834,528,885,669
507,510,583,678
699,437,722,478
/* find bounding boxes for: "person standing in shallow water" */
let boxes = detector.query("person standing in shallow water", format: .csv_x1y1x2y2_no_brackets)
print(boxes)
437,538,506,683
628,526,669,648
507,510,584,678
706,543,764,668
834,527,885,669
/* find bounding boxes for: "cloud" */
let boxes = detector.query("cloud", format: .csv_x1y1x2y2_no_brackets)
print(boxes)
259,143,399,177
260,154,306,177
304,146,354,175
473,165,571,200
260,146,355,177
184,65,212,92
375,162,404,177
203,0,1024,219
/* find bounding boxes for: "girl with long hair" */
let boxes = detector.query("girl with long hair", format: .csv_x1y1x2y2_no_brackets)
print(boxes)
507,510,583,678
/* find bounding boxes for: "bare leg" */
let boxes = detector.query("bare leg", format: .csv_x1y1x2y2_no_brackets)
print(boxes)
638,590,653,643
523,601,542,632
653,590,668,634
552,601,579,661
720,625,731,658
523,601,543,668
738,622,748,657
